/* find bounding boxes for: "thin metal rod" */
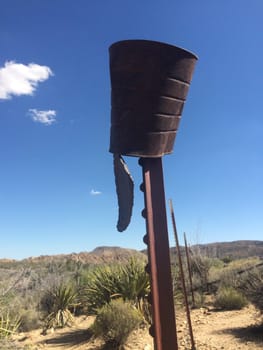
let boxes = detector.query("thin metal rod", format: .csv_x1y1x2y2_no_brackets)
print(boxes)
140,158,178,350
169,199,196,350
184,232,195,307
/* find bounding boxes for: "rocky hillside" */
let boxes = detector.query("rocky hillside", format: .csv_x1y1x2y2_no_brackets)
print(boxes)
0,241,262,267
188,240,263,259
0,246,147,268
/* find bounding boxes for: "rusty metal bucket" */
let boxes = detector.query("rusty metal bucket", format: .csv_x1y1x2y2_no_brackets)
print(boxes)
109,40,198,158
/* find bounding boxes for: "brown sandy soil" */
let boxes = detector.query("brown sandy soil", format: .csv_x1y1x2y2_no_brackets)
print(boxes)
14,305,262,350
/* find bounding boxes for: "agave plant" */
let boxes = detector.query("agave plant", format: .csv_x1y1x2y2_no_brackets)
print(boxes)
40,283,78,330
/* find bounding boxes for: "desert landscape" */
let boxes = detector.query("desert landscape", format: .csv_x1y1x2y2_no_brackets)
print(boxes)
1,241,263,350
8,304,262,350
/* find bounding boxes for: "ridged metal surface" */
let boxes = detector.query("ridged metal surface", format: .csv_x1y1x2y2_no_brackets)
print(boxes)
109,40,197,157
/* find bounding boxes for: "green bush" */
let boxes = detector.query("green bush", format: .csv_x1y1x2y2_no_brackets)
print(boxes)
214,287,247,310
92,299,142,347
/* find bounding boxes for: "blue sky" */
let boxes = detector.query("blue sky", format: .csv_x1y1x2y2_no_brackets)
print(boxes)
0,0,262,259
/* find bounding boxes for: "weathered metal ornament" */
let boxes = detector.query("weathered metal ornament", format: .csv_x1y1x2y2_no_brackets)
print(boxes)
109,39,198,158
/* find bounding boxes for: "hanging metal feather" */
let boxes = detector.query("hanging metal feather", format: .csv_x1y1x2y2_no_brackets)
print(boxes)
113,154,134,232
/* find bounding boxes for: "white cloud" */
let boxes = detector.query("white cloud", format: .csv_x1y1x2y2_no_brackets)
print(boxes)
90,189,102,196
0,61,53,100
28,109,57,125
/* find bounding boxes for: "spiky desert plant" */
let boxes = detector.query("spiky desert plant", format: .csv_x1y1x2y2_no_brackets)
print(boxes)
40,283,77,330
0,312,20,339
117,258,150,307
80,258,150,317
79,264,121,313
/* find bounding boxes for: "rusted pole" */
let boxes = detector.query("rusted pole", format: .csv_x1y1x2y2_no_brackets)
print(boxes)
169,199,196,350
184,232,195,307
140,158,178,350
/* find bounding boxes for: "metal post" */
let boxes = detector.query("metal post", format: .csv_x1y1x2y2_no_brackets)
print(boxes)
169,199,196,350
140,158,178,350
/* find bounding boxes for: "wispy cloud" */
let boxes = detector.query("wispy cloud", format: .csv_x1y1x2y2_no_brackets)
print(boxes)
28,109,57,125
0,61,53,100
90,189,102,196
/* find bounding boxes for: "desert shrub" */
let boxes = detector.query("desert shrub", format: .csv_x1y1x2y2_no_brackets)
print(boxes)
217,270,241,291
221,256,233,264
192,291,205,308
80,258,150,316
239,269,263,313
40,283,77,330
214,287,247,310
190,255,212,292
92,299,142,347
19,309,42,332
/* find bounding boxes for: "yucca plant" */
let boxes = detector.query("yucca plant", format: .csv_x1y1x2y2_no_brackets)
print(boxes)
118,258,150,306
80,258,150,318
40,283,77,330
79,265,121,313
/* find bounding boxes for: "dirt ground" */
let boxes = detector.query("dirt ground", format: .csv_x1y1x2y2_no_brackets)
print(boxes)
14,304,263,350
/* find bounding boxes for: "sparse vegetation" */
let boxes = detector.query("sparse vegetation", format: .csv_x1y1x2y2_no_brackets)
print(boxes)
0,244,263,349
